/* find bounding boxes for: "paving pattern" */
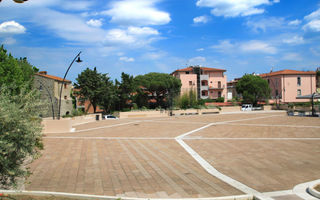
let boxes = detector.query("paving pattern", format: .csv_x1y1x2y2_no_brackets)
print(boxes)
26,112,320,199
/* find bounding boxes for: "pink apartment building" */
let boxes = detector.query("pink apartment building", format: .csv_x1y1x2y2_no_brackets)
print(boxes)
172,66,227,101
260,69,316,103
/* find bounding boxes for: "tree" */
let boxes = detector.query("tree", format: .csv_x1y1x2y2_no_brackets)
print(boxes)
98,76,118,114
75,67,105,113
115,72,136,111
0,85,44,188
134,73,181,108
236,74,270,105
0,45,38,92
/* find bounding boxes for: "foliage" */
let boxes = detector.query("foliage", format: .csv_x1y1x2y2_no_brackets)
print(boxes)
216,97,224,102
74,67,116,113
98,76,118,114
0,45,38,92
175,89,202,109
134,72,181,108
236,74,270,106
0,85,44,188
115,73,136,111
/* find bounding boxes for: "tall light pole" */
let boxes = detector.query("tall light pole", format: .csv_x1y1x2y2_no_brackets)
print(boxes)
57,51,82,120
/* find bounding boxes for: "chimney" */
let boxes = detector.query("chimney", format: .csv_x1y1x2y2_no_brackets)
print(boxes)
39,71,47,75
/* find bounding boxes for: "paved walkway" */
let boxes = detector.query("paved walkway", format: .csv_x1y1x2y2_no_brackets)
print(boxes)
25,112,320,199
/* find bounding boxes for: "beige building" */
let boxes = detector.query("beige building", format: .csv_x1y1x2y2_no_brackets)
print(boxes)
34,71,73,118
172,66,227,101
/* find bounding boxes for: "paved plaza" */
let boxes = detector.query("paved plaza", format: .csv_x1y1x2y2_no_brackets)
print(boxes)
26,112,320,199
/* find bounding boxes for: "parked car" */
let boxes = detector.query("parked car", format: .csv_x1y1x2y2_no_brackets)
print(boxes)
104,115,118,119
241,104,253,111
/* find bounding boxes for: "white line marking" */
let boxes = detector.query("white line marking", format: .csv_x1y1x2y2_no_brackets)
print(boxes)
175,139,273,200
174,114,280,200
184,137,320,140
176,114,281,139
73,121,141,133
228,123,320,128
45,137,175,140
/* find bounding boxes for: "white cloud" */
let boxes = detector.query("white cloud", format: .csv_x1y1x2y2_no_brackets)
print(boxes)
288,19,301,26
102,0,171,26
282,53,302,61
104,26,160,47
188,56,206,65
86,19,103,27
2,37,16,45
31,9,106,44
61,1,92,11
142,51,167,60
303,8,320,32
193,16,210,24
282,35,304,45
127,26,159,36
212,40,277,54
246,17,285,32
119,56,135,62
0,21,26,34
196,0,279,17
240,40,277,54
303,20,320,32
211,40,235,53
196,48,205,51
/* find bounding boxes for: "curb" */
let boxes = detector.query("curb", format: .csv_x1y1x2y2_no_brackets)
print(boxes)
0,190,253,200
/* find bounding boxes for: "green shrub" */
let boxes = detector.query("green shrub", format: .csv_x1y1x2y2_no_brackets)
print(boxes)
132,103,138,110
0,85,45,188
216,97,225,102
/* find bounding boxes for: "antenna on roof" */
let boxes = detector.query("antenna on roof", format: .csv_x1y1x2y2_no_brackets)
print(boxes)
270,67,273,73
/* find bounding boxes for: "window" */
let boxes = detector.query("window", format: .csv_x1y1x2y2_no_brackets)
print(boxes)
64,83,67,89
218,81,221,88
186,71,190,74
64,95,67,100
189,81,192,86
297,89,301,96
218,91,222,98
210,91,213,94
39,85,43,91
275,90,279,97
297,77,301,86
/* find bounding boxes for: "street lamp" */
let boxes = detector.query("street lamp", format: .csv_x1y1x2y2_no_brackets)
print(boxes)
0,0,28,3
57,51,82,120
37,80,55,120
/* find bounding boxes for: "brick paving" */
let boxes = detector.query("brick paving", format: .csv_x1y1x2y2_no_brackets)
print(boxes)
186,140,320,192
26,112,320,199
26,139,242,198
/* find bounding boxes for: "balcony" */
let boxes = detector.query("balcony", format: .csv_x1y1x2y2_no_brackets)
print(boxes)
209,85,225,90
200,75,209,81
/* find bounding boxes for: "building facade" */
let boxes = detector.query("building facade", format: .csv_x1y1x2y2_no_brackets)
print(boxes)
172,66,227,101
34,71,73,118
260,69,316,103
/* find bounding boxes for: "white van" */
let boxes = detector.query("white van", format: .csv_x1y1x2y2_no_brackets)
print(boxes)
241,104,253,111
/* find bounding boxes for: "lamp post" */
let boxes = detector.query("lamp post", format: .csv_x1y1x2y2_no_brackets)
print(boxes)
0,0,28,3
37,80,55,120
57,51,82,120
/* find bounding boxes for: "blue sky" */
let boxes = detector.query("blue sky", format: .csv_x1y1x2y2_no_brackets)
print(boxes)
0,0,319,81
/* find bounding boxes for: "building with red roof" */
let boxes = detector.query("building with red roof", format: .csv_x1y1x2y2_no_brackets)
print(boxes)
172,66,227,101
260,69,316,103
34,71,73,118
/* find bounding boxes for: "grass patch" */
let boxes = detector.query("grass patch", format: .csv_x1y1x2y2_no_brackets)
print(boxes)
0,194,81,200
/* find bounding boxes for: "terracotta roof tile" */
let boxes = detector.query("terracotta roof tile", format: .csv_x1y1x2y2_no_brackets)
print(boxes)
173,66,226,73
260,69,316,77
36,73,72,83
